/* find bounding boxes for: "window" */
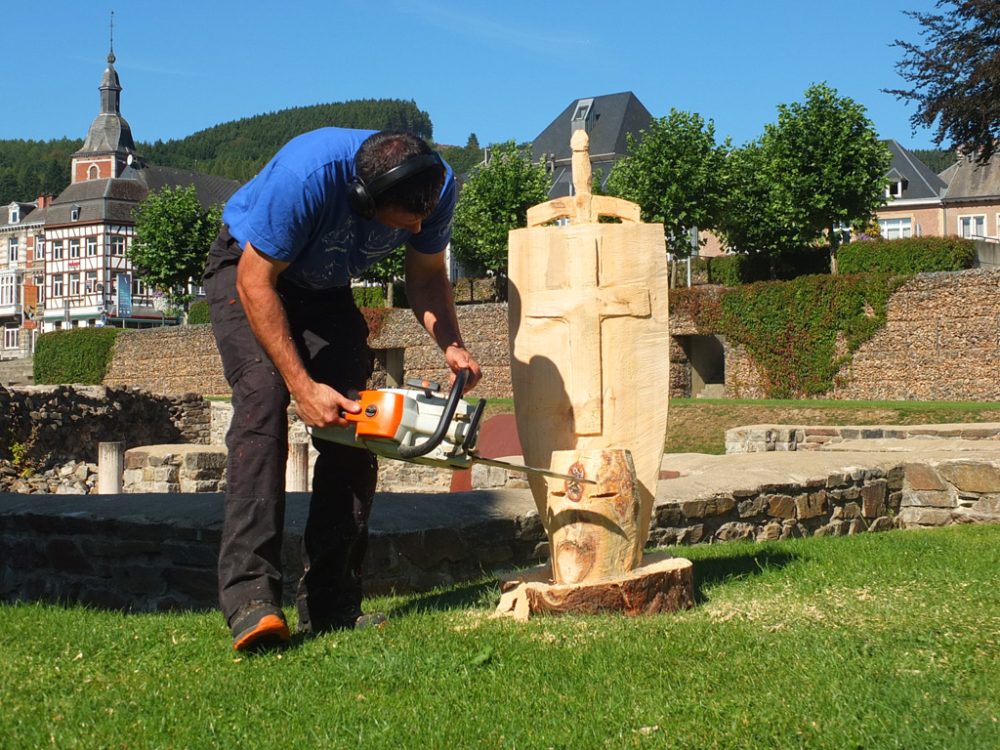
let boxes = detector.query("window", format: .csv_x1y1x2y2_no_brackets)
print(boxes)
69,239,81,258
0,273,16,305
52,274,64,297
34,275,45,305
110,235,125,256
88,165,98,180
959,215,986,238
132,277,148,297
8,206,18,224
3,325,18,350
52,239,64,260
8,237,18,263
879,217,913,240
85,271,97,293
71,205,81,222
86,237,98,256
69,274,81,296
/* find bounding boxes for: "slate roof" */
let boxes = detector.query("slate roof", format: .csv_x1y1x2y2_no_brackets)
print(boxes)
0,203,39,226
885,140,948,201
943,156,1000,202
42,165,239,227
530,91,653,197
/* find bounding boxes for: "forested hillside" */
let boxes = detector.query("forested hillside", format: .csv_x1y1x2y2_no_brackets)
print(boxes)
0,98,484,205
911,148,957,175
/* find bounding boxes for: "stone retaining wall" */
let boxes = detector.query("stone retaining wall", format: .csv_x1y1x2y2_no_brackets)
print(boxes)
0,385,211,474
725,423,1000,453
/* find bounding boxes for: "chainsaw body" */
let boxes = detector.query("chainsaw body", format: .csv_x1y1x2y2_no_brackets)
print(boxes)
308,371,486,471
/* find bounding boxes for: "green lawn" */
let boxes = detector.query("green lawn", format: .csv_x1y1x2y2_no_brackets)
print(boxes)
2,525,997,749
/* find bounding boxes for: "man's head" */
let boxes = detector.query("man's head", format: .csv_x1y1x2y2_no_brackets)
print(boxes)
351,131,445,221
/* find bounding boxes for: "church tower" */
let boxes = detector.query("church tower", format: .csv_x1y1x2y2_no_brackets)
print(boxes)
70,23,137,184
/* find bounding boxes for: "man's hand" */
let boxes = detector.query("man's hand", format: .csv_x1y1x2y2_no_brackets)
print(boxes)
290,381,361,429
445,344,482,393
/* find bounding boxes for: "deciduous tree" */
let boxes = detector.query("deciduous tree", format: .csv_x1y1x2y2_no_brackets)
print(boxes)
131,185,222,308
606,110,728,256
450,141,550,298
886,0,1000,164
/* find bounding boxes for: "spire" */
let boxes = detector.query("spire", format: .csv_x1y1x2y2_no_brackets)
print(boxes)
72,13,137,179
108,10,116,65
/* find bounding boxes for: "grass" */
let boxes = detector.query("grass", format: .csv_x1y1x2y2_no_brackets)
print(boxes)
1,525,997,749
663,398,1000,455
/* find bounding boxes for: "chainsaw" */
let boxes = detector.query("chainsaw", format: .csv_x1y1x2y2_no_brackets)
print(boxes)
308,368,595,486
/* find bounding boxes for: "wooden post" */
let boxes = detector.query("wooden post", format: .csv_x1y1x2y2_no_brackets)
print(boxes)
97,441,124,494
286,442,310,492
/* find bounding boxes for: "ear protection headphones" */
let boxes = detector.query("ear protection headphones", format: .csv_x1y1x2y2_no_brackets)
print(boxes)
347,152,445,220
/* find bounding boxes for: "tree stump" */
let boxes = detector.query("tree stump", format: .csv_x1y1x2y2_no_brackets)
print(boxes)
493,552,694,621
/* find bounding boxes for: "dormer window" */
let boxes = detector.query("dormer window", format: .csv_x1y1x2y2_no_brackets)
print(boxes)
88,164,99,180
885,179,907,199
8,204,18,224
571,98,594,133
71,205,81,222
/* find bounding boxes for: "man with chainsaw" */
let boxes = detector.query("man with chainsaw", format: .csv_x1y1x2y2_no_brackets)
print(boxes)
203,128,482,652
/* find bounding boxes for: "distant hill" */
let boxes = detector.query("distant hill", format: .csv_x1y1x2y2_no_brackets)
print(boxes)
0,99,485,205
911,148,957,175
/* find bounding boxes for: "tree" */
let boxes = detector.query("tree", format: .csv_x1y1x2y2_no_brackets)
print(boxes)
358,245,406,307
886,0,1000,164
718,83,890,261
450,141,550,298
606,110,728,256
131,185,223,309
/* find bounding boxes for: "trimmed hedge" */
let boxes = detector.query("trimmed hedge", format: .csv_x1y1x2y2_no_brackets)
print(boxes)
353,286,386,308
692,248,831,286
187,300,210,325
837,237,976,274
34,328,122,385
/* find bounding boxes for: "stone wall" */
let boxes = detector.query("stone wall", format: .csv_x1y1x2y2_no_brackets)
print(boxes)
725,423,1000,453
97,270,1000,402
0,385,210,474
831,270,1000,400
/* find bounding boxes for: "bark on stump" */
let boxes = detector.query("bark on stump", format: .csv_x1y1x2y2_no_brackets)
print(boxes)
494,448,695,620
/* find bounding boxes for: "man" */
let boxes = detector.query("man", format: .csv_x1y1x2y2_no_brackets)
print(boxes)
204,128,482,652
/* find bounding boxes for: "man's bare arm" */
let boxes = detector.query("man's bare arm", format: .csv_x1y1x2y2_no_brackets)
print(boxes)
404,246,482,391
236,242,358,427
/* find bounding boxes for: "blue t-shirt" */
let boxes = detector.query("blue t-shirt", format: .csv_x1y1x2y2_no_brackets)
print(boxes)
222,127,456,290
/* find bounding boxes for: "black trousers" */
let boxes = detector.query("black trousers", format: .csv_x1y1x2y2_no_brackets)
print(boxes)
204,229,378,632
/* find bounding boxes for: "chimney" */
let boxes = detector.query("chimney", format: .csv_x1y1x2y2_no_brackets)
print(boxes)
37,194,54,208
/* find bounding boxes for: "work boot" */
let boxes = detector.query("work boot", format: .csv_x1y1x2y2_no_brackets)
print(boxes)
230,600,290,653
297,607,388,635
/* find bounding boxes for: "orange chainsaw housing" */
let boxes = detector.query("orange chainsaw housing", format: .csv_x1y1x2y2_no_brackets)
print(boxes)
343,390,406,440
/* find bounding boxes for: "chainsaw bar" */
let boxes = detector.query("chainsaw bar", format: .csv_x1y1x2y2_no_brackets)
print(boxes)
471,455,597,485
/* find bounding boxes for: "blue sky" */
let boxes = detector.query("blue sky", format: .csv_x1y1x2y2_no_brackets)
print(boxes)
7,0,943,151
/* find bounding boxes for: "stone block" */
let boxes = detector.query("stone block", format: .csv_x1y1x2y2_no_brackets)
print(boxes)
767,494,796,519
706,495,736,517
904,490,954,508
869,517,895,533
814,520,851,537
861,480,887,519
756,522,782,542
182,449,228,471
904,463,947,491
738,496,768,518
832,502,861,520
897,507,953,527
715,522,755,542
680,500,707,519
795,491,827,520
936,461,1000,493
179,478,222,493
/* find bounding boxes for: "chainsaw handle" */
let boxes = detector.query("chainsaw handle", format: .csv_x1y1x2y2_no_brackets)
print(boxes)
397,368,470,459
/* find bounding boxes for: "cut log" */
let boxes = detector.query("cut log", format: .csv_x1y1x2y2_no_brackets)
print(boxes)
493,552,695,621
545,448,641,584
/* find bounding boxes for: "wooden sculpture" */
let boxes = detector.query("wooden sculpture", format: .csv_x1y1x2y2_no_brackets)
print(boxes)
497,130,693,619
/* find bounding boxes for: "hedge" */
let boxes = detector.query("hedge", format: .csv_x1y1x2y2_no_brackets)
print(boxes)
837,237,976,274
187,300,210,325
692,247,831,286
33,328,122,385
